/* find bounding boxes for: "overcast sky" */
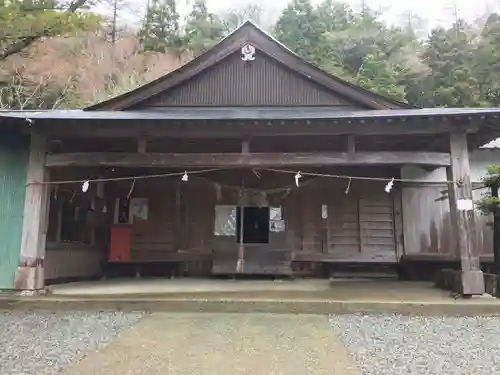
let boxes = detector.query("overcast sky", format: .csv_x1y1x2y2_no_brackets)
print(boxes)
102,0,499,34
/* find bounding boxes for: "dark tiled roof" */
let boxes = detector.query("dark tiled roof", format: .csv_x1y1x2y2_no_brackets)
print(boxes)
2,107,500,121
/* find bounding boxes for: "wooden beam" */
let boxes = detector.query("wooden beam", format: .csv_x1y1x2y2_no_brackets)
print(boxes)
37,119,458,138
17,133,49,291
423,133,448,152
45,151,452,168
447,130,484,295
292,252,398,263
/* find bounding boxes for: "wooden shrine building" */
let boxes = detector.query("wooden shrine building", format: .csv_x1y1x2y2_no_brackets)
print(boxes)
2,21,500,295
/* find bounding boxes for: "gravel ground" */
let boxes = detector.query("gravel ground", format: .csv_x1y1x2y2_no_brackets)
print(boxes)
330,314,500,375
0,310,145,375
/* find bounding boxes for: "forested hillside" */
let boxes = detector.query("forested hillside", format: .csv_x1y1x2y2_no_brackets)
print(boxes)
2,0,500,109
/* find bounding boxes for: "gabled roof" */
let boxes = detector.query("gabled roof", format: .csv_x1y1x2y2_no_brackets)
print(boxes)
86,20,412,111
3,107,500,149
4,106,499,121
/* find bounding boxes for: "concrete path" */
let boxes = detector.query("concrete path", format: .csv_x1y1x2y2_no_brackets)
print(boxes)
61,313,361,375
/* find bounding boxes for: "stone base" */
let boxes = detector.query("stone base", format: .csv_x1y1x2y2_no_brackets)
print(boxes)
460,270,485,296
484,273,499,297
14,265,44,290
435,269,486,296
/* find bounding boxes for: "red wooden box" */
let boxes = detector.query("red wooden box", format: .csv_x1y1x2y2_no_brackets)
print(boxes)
109,225,132,262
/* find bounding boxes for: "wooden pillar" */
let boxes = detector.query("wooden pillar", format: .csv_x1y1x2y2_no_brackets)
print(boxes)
447,130,484,295
393,188,404,261
137,137,147,153
175,182,182,251
241,138,250,154
16,133,50,291
347,135,356,153
491,185,500,296
19,133,49,290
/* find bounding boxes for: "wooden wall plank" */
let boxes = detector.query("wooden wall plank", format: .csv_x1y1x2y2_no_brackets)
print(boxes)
322,180,397,263
284,193,301,251
44,242,102,280
189,182,215,252
128,181,176,260
300,187,323,253
358,187,396,262
0,131,29,289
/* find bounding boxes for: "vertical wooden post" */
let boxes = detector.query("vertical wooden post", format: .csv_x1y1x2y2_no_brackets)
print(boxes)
175,182,182,251
491,185,500,296
356,196,362,253
296,190,303,252
393,188,404,261
137,137,147,153
347,135,356,153
237,177,245,273
447,130,484,295
16,133,49,291
241,138,250,154
182,184,189,251
321,200,328,253
55,201,63,242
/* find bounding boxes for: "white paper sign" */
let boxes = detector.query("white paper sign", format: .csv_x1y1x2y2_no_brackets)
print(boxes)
214,205,237,236
457,199,473,211
270,220,285,232
321,204,328,219
129,198,149,222
270,207,282,220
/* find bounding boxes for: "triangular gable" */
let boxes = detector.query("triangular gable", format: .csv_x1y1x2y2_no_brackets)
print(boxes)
87,21,410,111
135,51,360,108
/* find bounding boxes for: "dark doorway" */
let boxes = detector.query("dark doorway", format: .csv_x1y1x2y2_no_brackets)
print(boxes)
236,207,270,244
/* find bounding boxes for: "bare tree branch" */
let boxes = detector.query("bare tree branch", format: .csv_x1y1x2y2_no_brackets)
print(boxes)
51,76,75,109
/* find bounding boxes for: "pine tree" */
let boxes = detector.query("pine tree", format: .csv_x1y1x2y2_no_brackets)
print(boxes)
183,0,225,58
356,52,407,101
273,0,326,65
0,0,99,60
139,0,181,55
474,13,500,105
423,21,482,106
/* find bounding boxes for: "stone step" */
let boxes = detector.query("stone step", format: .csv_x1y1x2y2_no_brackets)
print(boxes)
330,271,397,279
1,294,498,316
